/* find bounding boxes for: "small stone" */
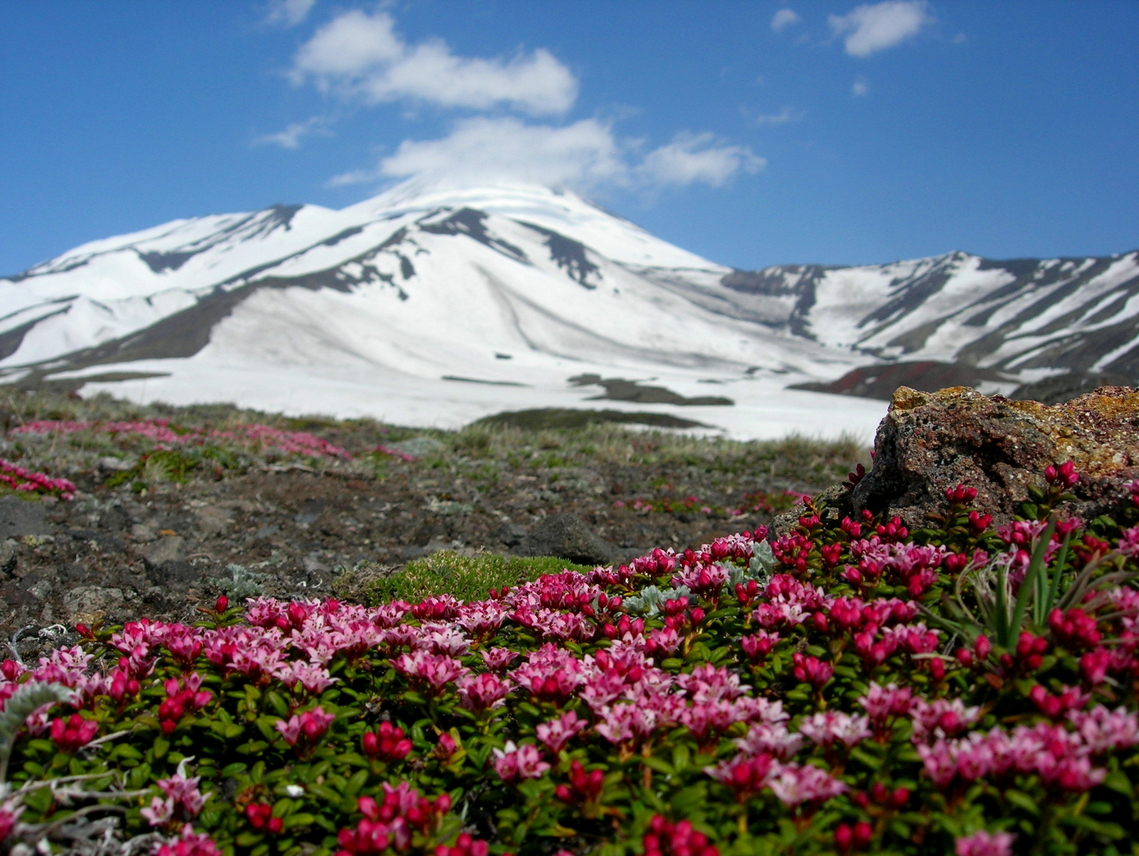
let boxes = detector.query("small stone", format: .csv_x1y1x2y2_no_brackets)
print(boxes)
0,540,16,577
0,496,51,539
142,535,186,567
194,505,233,536
64,586,124,623
518,513,617,566
131,522,158,543
146,560,198,586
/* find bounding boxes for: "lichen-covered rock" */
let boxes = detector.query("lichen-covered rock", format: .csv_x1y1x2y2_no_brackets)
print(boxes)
851,385,1139,527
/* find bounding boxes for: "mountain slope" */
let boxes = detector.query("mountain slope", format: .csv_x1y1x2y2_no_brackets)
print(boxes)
2,182,1135,438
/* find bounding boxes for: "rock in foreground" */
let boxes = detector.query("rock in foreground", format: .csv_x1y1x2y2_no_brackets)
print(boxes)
852,384,1139,526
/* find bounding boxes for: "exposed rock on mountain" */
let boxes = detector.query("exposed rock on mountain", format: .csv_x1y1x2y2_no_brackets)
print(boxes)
2,181,1136,437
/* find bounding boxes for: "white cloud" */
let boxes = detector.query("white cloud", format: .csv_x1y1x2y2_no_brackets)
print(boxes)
637,133,765,188
752,106,804,126
771,9,801,32
373,117,625,188
291,10,577,116
253,115,331,149
331,118,763,192
265,0,317,27
852,77,870,96
828,1,932,57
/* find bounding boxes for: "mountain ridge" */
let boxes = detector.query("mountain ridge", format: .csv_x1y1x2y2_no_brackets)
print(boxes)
2,182,1136,439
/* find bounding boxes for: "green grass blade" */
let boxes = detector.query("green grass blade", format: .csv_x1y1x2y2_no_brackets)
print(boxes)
994,559,1010,648
1040,531,1071,625
1010,519,1056,644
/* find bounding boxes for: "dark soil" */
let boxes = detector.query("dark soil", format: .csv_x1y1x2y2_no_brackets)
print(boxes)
0,391,867,659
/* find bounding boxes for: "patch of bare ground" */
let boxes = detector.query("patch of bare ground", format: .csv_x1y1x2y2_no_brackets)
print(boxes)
0,390,867,658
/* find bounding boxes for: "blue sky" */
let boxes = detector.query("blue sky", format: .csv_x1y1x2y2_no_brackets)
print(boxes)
1,0,1136,276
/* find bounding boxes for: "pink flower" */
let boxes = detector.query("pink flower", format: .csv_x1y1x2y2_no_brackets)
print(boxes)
392,650,468,691
741,630,780,661
510,644,587,703
798,711,872,749
734,722,804,760
910,698,981,741
362,721,413,761
705,752,774,800
676,664,750,704
50,713,98,753
857,682,913,728
955,830,1015,856
492,742,550,782
416,624,470,657
143,765,210,826
536,710,589,753
273,661,338,694
153,824,222,856
456,673,512,713
0,799,24,841
1068,705,1139,753
791,653,833,688
480,647,519,670
765,762,846,806
275,707,334,748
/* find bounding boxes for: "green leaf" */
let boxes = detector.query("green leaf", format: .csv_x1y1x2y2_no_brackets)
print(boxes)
849,746,883,771
1004,789,1039,816
672,744,691,772
222,762,248,777
1103,770,1134,797
284,813,316,829
642,756,675,776
342,769,369,809
153,737,170,759
265,691,290,718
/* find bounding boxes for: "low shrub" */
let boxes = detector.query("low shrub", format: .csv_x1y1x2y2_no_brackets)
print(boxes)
0,457,76,500
0,464,1135,855
356,552,593,605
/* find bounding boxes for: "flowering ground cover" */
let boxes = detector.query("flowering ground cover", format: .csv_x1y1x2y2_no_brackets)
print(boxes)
0,457,1136,856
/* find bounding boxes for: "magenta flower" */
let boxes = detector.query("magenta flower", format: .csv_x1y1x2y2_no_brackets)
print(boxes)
492,742,550,782
275,706,334,748
456,673,512,713
765,762,846,806
705,752,774,801
955,830,1015,856
480,647,519,671
50,714,97,753
536,710,588,753
273,661,338,694
1068,705,1139,753
734,722,804,760
791,653,833,688
510,644,587,703
392,650,468,691
798,711,872,749
142,764,210,826
857,681,913,728
910,698,981,741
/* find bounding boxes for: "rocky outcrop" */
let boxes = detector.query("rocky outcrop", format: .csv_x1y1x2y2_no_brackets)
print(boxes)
850,385,1139,527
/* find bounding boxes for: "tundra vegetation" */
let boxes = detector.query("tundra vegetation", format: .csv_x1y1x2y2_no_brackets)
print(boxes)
0,391,1135,856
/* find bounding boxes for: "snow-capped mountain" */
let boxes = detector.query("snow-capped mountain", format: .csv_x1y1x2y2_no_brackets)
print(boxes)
1,182,1135,440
